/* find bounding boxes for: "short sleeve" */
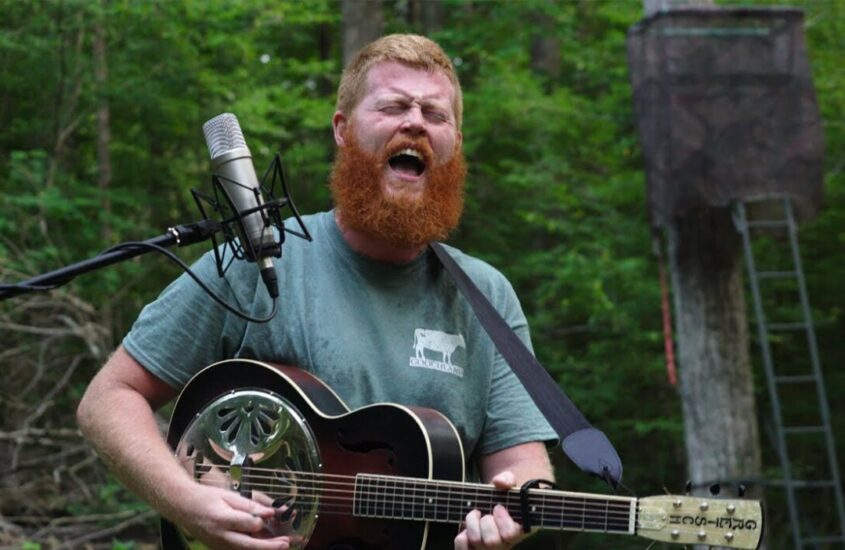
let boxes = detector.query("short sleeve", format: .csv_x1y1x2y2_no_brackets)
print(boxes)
475,279,558,456
122,251,252,389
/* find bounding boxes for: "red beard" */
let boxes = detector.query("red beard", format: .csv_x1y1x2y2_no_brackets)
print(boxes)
330,130,466,249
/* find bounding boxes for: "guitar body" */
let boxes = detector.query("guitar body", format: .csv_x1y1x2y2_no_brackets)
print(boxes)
162,359,465,550
160,359,765,550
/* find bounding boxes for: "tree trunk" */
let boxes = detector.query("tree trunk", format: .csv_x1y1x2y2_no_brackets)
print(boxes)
93,2,114,339
407,0,442,34
666,207,763,494
341,0,384,67
640,0,763,512
93,8,111,244
529,1,559,80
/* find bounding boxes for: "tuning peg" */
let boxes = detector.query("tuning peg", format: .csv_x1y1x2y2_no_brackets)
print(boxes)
738,483,747,497
684,480,692,495
709,483,721,496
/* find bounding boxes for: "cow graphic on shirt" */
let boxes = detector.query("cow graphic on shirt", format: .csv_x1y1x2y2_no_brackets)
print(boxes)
409,328,466,378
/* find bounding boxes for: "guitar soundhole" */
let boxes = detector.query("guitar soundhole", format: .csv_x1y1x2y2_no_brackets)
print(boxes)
250,406,280,445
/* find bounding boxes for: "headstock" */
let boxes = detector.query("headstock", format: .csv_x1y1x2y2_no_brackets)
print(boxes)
637,494,763,549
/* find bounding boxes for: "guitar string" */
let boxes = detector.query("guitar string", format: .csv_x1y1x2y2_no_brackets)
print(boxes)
191,476,635,527
190,481,761,541
189,466,757,529
189,477,757,536
192,480,634,530
194,468,635,513
191,464,637,520
191,463,636,513
188,479,759,538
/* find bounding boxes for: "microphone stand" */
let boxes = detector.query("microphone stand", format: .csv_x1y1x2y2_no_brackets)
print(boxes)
0,219,221,301
2,153,310,303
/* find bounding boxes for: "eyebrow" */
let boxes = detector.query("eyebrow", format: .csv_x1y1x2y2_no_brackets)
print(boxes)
379,88,451,105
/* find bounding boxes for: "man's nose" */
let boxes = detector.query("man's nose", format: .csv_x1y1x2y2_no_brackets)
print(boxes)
400,106,426,135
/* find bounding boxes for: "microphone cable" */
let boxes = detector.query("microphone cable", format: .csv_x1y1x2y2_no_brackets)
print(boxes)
102,241,277,324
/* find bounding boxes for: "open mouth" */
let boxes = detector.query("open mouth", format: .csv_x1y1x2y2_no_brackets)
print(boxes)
388,148,426,178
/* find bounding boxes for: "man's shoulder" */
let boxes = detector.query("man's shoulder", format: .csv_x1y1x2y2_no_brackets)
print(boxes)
435,242,513,292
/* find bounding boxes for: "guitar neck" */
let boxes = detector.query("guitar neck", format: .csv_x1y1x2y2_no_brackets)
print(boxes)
353,474,637,535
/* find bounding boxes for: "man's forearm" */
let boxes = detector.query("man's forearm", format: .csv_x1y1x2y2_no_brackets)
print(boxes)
77,380,193,520
76,346,191,522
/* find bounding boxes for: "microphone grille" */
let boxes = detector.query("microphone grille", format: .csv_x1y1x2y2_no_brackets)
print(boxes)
202,113,248,159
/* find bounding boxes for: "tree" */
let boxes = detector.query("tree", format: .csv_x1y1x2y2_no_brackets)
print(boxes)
342,0,384,67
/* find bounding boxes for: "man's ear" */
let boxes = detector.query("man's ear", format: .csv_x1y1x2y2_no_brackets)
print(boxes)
332,111,348,147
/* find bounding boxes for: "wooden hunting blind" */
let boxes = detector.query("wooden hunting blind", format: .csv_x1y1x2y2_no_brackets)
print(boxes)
627,7,824,227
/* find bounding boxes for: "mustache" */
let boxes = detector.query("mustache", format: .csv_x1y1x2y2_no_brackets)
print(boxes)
381,136,435,166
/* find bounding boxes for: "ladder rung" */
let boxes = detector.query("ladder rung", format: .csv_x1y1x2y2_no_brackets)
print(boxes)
784,426,826,435
756,270,798,279
767,322,808,331
747,220,790,229
775,375,817,384
801,535,845,544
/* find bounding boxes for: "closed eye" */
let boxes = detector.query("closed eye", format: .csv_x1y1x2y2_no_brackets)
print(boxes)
380,104,408,115
424,110,449,123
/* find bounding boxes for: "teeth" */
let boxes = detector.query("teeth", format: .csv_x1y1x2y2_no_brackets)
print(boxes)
394,148,422,159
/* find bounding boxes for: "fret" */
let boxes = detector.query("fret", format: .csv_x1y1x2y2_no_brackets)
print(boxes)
360,476,368,517
478,487,494,514
581,498,587,531
410,478,417,519
465,484,478,518
381,476,389,518
383,477,390,518
361,475,369,517
353,475,361,516
434,482,448,522
559,493,565,531
540,491,547,528
370,476,379,517
396,477,408,519
375,476,383,517
388,476,396,519
525,493,537,527
604,498,610,532
564,496,581,529
423,480,434,520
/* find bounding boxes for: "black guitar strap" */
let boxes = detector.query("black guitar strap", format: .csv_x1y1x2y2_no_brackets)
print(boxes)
430,242,623,486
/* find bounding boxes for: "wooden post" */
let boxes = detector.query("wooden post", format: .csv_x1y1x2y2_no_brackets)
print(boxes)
638,0,764,505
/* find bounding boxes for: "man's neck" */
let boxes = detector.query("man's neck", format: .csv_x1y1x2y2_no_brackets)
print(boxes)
335,210,426,264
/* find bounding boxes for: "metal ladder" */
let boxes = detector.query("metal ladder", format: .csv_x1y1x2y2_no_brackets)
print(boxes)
733,196,845,548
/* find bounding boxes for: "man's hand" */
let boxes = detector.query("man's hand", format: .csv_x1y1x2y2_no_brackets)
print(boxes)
454,471,525,550
174,482,290,550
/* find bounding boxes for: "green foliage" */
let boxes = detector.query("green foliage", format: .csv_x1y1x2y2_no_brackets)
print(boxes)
1,0,843,547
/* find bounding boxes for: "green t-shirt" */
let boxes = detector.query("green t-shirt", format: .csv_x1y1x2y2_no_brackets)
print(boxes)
124,211,556,463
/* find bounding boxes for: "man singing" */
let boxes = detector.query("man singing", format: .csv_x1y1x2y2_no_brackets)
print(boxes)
78,34,556,549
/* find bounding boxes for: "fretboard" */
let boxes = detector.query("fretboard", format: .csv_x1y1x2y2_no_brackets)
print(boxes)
353,474,636,535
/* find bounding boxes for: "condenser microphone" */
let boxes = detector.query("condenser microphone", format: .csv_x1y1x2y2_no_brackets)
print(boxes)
202,113,280,298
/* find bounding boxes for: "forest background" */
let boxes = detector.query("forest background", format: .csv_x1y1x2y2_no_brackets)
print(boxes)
0,0,842,548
